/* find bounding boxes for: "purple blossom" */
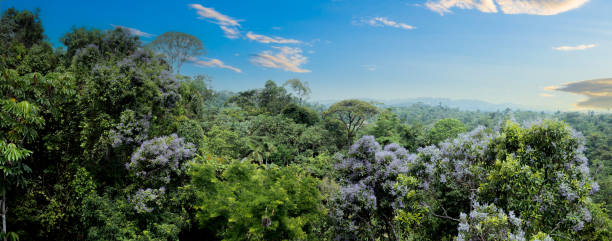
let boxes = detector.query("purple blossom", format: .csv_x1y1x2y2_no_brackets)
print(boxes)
581,207,592,222
573,220,584,232
348,135,381,158
130,187,166,213
340,182,377,210
331,136,414,239
590,182,600,194
127,134,196,185
559,182,577,201
458,203,525,241
157,70,181,108
109,110,151,147
509,211,522,227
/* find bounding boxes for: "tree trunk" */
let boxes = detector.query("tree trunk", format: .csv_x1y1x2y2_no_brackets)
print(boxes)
176,62,183,74
2,181,6,241
347,131,351,152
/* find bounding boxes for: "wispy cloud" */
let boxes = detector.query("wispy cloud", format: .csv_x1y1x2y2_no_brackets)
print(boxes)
426,0,498,15
189,4,241,39
548,78,612,109
365,17,415,30
189,57,242,73
188,4,239,26
540,93,555,97
251,46,310,73
111,25,154,38
362,65,377,71
246,32,301,44
553,44,597,51
219,26,241,39
425,0,589,16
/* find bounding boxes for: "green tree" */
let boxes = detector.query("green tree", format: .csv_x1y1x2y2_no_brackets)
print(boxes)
259,80,293,114
0,98,42,240
365,109,405,146
324,99,378,149
59,27,103,62
408,121,612,240
0,8,57,74
0,8,44,49
60,27,139,65
281,103,319,126
226,80,294,115
0,71,49,240
283,78,311,105
150,31,205,73
190,158,324,240
426,118,467,145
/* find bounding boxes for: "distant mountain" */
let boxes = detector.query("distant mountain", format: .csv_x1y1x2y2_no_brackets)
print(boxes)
382,98,534,112
313,97,544,112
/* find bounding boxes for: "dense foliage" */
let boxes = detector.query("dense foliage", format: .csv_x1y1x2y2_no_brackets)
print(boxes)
2,7,612,241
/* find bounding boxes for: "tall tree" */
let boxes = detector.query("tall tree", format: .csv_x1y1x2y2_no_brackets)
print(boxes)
324,99,378,149
0,8,44,49
283,78,311,105
150,31,205,73
426,118,466,145
0,71,45,241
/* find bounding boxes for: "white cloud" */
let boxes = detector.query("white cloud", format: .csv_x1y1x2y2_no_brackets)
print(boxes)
553,44,597,51
189,4,242,39
366,17,415,30
426,0,498,15
246,32,301,44
220,26,241,39
425,0,589,15
497,0,589,15
251,47,310,73
111,25,154,38
188,4,239,26
189,57,242,73
362,65,377,71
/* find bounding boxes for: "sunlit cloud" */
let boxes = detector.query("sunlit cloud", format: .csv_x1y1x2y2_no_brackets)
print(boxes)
553,44,597,51
365,17,415,30
220,26,241,39
543,85,558,90
540,93,555,97
425,0,589,16
549,78,612,109
251,46,310,73
497,0,590,15
189,57,242,73
111,25,154,38
189,4,241,39
246,32,301,44
189,4,239,26
426,0,498,15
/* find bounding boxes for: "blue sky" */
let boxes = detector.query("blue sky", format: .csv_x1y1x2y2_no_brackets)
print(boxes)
2,0,612,111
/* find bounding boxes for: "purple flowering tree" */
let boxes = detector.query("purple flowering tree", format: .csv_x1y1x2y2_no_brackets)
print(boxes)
331,136,423,241
455,202,542,241
108,109,151,148
408,120,608,240
126,134,195,213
